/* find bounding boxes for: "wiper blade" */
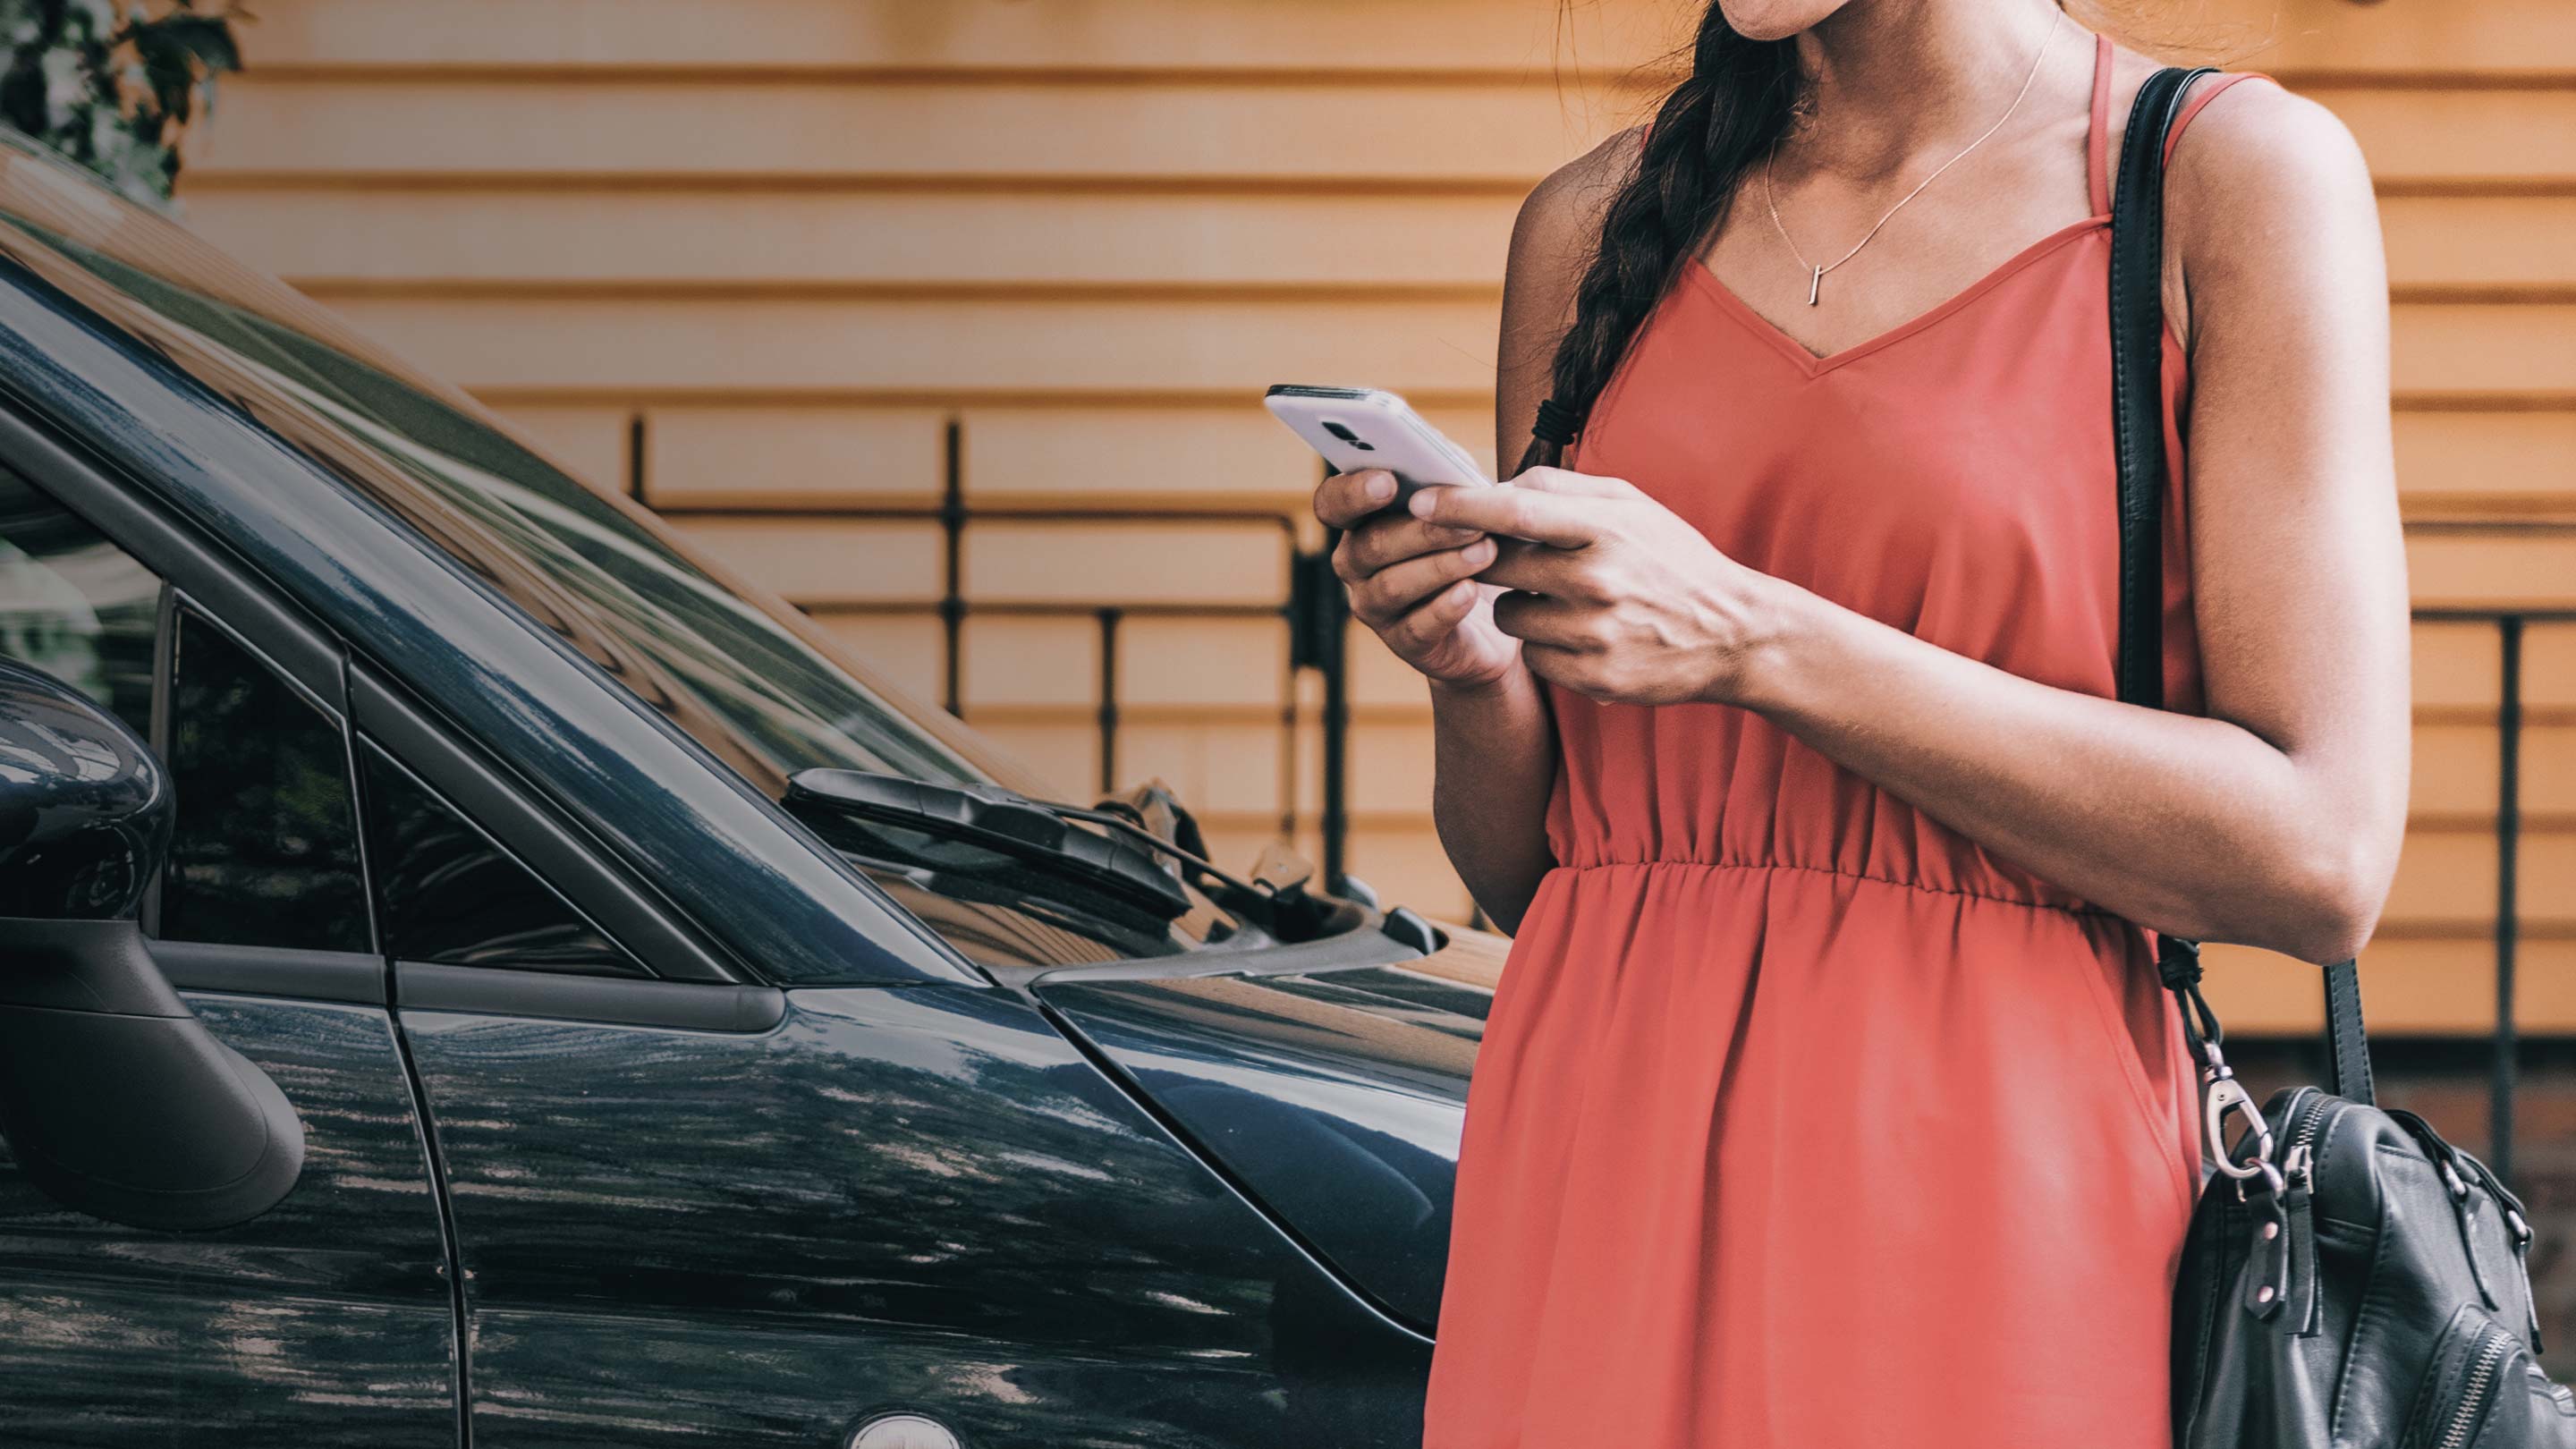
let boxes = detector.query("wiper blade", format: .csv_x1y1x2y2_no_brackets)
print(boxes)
784,768,1360,942
785,768,1193,920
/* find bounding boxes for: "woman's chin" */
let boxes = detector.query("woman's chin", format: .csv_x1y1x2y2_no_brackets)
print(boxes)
1717,0,1851,43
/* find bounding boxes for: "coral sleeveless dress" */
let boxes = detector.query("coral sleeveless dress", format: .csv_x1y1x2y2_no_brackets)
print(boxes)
1423,41,2267,1448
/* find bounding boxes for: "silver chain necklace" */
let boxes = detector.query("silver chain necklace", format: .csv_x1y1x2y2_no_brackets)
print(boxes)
1762,8,2065,306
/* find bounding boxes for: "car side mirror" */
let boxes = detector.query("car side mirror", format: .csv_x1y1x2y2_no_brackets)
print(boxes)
0,657,304,1229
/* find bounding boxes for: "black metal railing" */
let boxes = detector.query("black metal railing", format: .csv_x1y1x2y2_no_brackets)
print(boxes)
2413,604,2572,1188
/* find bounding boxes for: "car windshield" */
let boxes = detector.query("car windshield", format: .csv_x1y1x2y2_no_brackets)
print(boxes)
0,129,1039,803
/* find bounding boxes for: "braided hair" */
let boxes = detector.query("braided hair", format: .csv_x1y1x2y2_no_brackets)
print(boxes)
1521,10,1801,474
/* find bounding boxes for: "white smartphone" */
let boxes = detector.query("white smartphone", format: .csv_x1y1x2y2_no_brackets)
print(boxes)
1264,386,1491,513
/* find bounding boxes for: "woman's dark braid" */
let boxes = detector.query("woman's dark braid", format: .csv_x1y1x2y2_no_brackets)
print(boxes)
1521,13,1800,474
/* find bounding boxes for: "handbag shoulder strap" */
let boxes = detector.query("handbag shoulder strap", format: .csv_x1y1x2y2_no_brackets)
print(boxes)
2110,64,2375,1106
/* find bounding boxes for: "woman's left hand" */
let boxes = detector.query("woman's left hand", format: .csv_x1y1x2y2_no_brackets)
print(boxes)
1407,468,1792,708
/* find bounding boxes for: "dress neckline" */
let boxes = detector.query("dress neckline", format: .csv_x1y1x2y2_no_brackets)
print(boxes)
1680,30,2128,379
1682,213,2113,378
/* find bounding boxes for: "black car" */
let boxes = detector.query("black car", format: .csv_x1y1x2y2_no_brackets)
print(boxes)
0,126,1502,1448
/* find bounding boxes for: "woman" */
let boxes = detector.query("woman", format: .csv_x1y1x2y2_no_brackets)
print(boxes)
1313,2,2409,1445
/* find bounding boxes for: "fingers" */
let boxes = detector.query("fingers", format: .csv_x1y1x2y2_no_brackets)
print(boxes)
1518,642,1613,699
1333,512,1487,581
1348,537,1496,628
1487,589,1594,650
1312,468,1398,529
1472,537,1605,602
1507,466,1638,499
1409,481,1598,548
1381,577,1483,657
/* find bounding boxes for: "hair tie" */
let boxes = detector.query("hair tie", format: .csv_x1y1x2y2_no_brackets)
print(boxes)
1531,397,1582,447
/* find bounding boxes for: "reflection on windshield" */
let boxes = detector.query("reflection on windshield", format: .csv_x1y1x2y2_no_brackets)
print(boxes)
0,133,1027,799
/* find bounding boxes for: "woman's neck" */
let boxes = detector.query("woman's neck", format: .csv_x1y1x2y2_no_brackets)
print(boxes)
1783,0,2078,184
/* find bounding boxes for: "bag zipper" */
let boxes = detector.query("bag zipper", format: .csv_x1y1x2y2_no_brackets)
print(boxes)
2436,1327,2512,1449
2284,1087,2330,1184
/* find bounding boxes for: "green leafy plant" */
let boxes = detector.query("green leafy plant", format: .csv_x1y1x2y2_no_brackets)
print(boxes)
0,1,242,203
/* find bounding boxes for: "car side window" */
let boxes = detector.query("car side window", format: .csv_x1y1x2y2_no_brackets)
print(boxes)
0,472,369,953
0,471,157,734
161,612,369,952
358,740,647,977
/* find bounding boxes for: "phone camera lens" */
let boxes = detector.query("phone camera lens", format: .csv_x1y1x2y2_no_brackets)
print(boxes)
1321,419,1373,450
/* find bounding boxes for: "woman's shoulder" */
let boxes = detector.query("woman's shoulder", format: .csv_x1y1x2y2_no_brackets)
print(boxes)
1515,125,1647,250
2162,71,2370,208
1504,124,1645,309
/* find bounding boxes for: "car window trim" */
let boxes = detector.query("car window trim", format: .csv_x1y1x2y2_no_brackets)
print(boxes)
351,661,739,985
392,961,784,1035
154,939,387,1006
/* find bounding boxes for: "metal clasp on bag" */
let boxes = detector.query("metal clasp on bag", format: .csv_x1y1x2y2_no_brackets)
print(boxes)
2202,1044,2282,1193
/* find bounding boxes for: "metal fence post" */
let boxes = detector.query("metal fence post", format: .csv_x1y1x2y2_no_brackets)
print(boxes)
2494,613,2524,1185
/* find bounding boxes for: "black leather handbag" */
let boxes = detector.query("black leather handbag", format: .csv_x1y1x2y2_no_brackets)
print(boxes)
2112,64,2576,1449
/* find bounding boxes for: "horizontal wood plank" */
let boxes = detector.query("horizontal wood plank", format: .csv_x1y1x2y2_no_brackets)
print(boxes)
184,78,2574,191
231,0,1678,75
191,189,2574,299
962,616,1100,709
487,402,630,492
808,612,945,702
326,294,1499,396
182,77,1645,187
2411,619,2576,709
183,186,1523,288
2396,411,2576,514
1114,616,1292,709
961,520,1291,606
309,294,2567,398
962,407,1372,506
951,718,1103,794
2390,304,2576,397
672,517,945,603
2206,938,2576,1037
230,0,2576,78
2384,827,2576,929
646,407,951,506
2407,527,2576,610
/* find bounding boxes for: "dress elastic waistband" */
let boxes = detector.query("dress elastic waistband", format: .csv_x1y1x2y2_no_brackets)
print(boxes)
1552,856,2113,917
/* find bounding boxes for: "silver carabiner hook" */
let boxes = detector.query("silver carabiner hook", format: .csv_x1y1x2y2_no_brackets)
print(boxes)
2204,1072,2275,1181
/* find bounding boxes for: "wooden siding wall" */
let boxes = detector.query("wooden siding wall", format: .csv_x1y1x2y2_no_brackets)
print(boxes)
185,0,2575,1034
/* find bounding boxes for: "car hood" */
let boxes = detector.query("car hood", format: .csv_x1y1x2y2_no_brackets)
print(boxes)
1030,927,1503,1334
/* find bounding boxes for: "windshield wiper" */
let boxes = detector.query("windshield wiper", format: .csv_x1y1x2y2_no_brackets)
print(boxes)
783,768,1343,938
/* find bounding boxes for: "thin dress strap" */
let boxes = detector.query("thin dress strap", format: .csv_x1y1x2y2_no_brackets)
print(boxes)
2163,72,2271,166
2086,31,2114,216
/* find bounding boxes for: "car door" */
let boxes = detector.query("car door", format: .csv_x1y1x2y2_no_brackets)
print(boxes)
357,670,1429,1447
0,467,458,1446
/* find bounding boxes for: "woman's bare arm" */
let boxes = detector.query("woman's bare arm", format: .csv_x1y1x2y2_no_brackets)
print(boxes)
1314,131,1636,933
1436,131,1640,931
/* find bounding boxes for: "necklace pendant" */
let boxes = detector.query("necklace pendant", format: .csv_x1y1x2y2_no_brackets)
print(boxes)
1807,266,1822,307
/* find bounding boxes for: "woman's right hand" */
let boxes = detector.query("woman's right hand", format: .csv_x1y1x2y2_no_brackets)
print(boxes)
1315,470,1520,690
